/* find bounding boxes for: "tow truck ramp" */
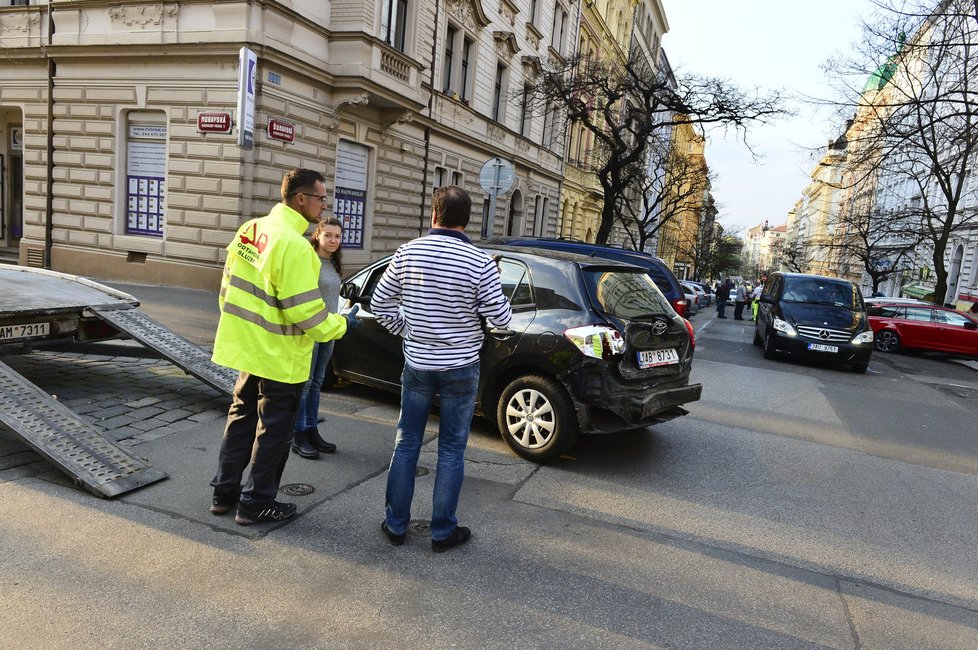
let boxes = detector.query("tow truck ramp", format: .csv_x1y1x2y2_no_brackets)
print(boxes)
0,359,168,498
90,305,237,397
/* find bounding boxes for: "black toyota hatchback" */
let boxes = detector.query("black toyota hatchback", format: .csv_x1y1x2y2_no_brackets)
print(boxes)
332,245,702,461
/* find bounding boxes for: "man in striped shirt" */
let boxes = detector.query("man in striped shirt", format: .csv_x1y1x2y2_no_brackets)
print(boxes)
371,185,512,553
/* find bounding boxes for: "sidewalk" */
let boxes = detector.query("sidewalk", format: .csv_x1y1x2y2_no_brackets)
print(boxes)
3,283,978,647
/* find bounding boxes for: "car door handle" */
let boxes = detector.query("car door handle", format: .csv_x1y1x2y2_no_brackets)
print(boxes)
489,327,517,339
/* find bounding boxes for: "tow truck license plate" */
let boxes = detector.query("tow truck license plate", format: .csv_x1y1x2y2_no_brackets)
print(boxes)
807,343,838,353
637,348,679,368
0,322,50,342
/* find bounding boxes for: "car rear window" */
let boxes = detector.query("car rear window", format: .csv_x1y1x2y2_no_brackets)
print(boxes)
582,269,672,319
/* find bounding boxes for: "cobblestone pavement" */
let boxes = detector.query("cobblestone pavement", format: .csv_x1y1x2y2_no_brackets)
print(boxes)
0,346,228,479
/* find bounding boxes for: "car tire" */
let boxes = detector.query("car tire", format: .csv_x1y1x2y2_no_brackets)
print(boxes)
874,329,901,353
496,375,579,462
753,327,763,346
762,328,778,359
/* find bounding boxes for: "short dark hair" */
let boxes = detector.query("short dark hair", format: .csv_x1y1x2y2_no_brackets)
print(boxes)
432,185,472,228
281,168,326,201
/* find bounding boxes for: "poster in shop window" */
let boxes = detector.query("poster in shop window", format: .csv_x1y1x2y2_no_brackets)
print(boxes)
333,140,368,250
125,125,166,237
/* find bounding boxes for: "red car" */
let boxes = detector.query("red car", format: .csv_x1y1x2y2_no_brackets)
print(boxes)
867,302,978,357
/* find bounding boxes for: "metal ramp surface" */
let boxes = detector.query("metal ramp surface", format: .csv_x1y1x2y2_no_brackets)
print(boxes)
0,359,168,497
90,305,237,397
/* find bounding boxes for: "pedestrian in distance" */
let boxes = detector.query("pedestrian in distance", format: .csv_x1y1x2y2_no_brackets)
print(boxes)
371,185,513,553
209,169,361,526
750,282,763,321
291,217,345,460
716,279,732,318
733,282,748,320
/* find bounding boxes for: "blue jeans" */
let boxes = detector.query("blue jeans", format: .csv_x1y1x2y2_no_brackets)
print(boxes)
294,341,334,432
384,361,480,541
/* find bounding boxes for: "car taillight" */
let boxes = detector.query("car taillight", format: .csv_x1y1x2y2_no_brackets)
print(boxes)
672,299,685,317
682,317,695,350
564,325,626,360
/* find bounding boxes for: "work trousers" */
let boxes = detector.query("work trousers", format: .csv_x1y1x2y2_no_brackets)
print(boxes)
210,371,304,507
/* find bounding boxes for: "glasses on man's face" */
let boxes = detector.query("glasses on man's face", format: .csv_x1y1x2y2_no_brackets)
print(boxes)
297,192,329,204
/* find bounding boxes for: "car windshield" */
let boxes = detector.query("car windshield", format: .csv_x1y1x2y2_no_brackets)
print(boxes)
583,269,672,319
782,278,862,310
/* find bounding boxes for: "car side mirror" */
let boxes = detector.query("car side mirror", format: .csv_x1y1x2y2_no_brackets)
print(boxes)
964,320,977,330
340,281,361,302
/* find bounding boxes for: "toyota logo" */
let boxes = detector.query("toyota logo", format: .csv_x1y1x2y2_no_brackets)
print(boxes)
651,321,668,336
819,329,831,340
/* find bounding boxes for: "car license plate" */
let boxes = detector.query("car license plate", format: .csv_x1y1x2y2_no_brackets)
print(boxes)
807,343,838,353
637,348,679,368
0,322,50,342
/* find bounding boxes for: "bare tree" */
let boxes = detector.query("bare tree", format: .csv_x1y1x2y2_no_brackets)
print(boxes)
534,53,785,245
827,0,978,303
615,130,713,253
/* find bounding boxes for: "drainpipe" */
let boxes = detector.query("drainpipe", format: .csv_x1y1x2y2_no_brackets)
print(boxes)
43,2,55,269
417,0,440,236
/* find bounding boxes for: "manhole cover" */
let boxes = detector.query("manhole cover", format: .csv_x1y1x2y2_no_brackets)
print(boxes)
416,466,429,477
279,483,315,496
409,519,430,534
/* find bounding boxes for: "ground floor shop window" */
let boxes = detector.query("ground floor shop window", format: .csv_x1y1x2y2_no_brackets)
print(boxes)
333,139,369,250
124,111,167,237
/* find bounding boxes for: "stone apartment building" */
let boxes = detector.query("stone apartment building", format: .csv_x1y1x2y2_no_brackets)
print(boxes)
0,0,574,288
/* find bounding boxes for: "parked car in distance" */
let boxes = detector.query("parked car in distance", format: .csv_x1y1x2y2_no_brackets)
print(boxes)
754,272,874,373
864,297,928,308
680,281,702,315
484,237,688,318
332,245,703,462
690,282,713,307
867,302,978,357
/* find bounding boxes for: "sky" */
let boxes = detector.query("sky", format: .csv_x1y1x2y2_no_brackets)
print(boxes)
660,0,878,234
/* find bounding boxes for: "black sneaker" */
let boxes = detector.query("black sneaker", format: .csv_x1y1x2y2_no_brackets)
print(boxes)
234,501,297,526
381,521,405,546
432,526,471,553
210,493,238,516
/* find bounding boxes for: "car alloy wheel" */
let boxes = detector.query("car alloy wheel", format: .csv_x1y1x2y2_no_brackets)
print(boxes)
874,329,901,353
496,375,579,462
762,327,778,360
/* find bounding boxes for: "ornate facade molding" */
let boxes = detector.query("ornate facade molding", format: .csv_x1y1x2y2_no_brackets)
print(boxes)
487,123,506,142
499,0,520,27
493,31,519,60
521,55,542,81
381,110,415,132
0,11,40,34
108,3,179,28
446,0,491,29
326,93,370,130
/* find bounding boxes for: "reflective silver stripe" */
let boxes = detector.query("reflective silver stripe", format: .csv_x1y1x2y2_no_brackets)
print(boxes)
223,303,305,337
280,288,322,310
294,308,329,331
227,276,322,311
228,275,279,309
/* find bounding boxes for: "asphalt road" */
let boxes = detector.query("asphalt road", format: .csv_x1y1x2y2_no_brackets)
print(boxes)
3,283,977,648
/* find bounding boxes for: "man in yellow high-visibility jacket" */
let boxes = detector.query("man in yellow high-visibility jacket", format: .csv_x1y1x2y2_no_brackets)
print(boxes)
209,168,359,526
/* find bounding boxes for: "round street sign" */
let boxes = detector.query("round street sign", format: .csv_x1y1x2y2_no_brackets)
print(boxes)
479,158,516,196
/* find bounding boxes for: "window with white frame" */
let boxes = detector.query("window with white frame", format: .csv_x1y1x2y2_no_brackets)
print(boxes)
492,63,508,122
551,3,567,54
381,0,409,52
441,24,475,101
434,165,463,190
542,101,556,150
529,0,539,25
519,85,532,136
123,111,167,238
